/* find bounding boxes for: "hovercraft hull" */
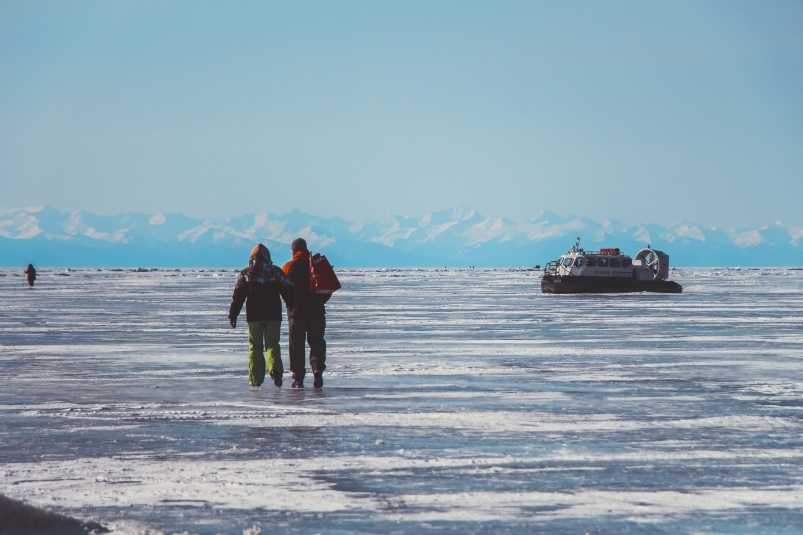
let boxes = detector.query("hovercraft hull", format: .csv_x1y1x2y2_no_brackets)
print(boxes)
541,275,682,294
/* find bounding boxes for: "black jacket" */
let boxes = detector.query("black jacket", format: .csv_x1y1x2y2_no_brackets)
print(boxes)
229,260,294,323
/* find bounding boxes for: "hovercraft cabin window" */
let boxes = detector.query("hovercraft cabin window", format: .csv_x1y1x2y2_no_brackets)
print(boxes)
598,258,609,267
586,258,597,267
574,258,584,267
610,258,621,267
622,258,632,268
563,258,573,267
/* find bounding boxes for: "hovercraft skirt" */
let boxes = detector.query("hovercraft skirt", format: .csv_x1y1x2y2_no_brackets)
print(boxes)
541,275,682,294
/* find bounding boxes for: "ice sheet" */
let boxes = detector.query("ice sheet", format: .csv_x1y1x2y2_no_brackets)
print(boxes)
1,268,803,534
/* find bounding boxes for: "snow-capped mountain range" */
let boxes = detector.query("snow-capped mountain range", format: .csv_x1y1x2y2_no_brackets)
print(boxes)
1,205,801,267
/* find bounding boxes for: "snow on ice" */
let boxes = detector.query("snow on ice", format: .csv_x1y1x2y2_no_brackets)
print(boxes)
1,268,803,534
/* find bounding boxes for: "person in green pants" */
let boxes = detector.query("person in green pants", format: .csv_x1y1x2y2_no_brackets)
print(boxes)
229,244,294,387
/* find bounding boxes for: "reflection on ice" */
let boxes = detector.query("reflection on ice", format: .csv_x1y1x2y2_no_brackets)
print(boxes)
1,268,803,534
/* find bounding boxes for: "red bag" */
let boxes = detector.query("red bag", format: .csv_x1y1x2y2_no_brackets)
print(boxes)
309,253,341,295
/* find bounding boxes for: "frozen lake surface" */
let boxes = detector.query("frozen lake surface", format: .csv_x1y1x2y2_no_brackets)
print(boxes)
1,267,803,534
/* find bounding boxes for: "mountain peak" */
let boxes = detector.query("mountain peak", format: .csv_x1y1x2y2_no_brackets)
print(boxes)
0,206,801,267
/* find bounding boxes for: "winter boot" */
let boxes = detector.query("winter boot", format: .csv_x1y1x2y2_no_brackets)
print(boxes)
291,374,304,388
270,371,282,388
313,371,323,389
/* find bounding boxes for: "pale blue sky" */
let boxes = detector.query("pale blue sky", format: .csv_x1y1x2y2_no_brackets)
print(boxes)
1,1,801,228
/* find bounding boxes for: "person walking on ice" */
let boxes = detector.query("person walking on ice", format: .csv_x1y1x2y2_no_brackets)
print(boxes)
229,244,294,388
283,238,330,389
25,264,36,287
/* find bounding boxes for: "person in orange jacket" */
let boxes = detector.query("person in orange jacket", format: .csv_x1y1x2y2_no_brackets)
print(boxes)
282,238,328,388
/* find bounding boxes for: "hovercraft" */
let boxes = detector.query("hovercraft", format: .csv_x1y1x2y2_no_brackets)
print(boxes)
541,239,682,294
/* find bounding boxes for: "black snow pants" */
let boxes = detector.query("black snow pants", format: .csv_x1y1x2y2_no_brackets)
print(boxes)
288,305,326,378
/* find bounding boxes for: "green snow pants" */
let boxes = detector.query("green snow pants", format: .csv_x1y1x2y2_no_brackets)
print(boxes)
247,320,283,386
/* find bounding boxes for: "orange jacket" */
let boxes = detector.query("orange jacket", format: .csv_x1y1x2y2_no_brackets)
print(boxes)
283,249,330,307
282,249,309,276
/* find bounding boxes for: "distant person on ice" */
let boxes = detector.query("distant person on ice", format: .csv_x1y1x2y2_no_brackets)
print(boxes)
228,244,294,388
283,238,328,389
24,264,36,287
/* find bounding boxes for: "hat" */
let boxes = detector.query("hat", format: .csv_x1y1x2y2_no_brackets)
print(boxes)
250,244,271,260
291,238,308,253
